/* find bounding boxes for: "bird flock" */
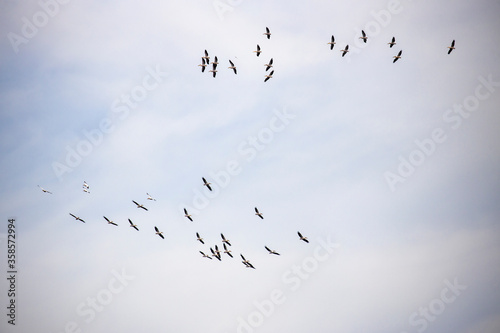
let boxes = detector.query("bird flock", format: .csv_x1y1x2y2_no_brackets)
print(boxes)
38,175,310,270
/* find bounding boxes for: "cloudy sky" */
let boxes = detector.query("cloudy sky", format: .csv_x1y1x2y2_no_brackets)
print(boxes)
1,0,499,332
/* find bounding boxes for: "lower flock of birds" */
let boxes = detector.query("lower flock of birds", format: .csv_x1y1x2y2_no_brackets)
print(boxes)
39,177,310,270
198,27,456,80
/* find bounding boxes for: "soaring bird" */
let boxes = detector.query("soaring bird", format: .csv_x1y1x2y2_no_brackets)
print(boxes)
263,27,271,39
393,50,402,63
388,36,396,48
37,185,52,194
183,208,193,222
146,193,156,201
200,251,212,259
196,232,204,244
69,213,85,223
341,45,349,57
228,60,237,74
103,216,118,226
297,231,309,243
211,56,219,67
254,207,264,219
154,226,164,239
253,44,261,57
328,35,336,50
264,70,274,82
264,58,273,71
83,188,90,194
221,233,231,246
240,254,255,269
211,247,221,261
132,200,148,211
359,30,367,43
83,181,89,189
198,58,207,72
223,243,233,258
265,246,280,255
447,40,455,54
128,219,139,231
202,177,212,191
202,49,210,63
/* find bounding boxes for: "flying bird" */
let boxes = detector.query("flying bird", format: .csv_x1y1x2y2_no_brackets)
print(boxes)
202,49,210,63
128,219,139,231
359,30,367,43
184,208,193,221
265,246,280,255
103,216,118,226
254,207,264,219
447,40,455,54
264,58,273,71
83,181,89,189
69,213,85,223
211,247,221,261
202,177,212,191
154,226,164,239
146,193,156,201
200,251,212,259
388,36,396,48
253,44,261,57
198,58,207,72
221,233,231,246
263,27,271,39
298,231,309,243
132,200,148,211
327,35,336,50
228,60,237,74
196,232,204,244
209,67,217,78
264,70,274,82
223,243,233,258
341,45,349,57
37,185,52,194
211,56,219,68
240,254,255,269
83,188,90,194
393,50,402,63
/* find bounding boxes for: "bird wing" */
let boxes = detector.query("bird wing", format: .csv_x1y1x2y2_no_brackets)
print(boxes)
205,50,208,57
155,226,159,232
392,37,395,43
103,216,110,222
229,60,234,66
132,200,139,206
184,208,188,214
451,40,455,47
269,58,273,65
70,213,77,219
159,234,164,239
257,44,260,51
298,231,303,238
207,184,212,191
265,246,271,252
128,219,133,226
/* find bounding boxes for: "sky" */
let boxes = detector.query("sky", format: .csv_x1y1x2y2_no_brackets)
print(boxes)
1,0,500,332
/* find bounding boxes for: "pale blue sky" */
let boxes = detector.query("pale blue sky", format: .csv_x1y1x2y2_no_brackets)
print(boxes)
1,1,499,332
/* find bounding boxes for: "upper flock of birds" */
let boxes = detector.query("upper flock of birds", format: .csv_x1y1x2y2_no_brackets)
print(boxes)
38,178,309,270
197,27,456,81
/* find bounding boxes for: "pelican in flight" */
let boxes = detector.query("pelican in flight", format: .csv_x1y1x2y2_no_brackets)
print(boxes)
341,45,349,57
132,200,148,211
37,185,52,194
184,208,193,221
200,251,212,259
359,30,367,43
202,177,212,191
240,254,255,269
223,243,233,258
263,27,271,39
264,70,274,82
253,44,261,57
265,246,280,255
447,40,455,54
154,226,164,239
228,60,237,74
146,193,156,201
211,56,219,69
103,216,118,226
128,219,139,231
388,37,396,48
69,213,85,223
221,233,231,246
298,231,309,243
196,232,204,244
265,58,273,71
393,50,402,63
83,188,90,194
327,35,336,50
198,58,207,72
254,207,264,219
